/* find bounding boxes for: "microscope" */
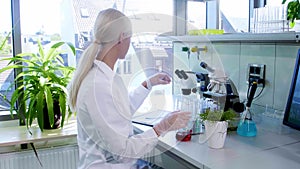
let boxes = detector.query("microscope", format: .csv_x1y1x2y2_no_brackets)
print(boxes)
199,62,244,113
174,69,198,96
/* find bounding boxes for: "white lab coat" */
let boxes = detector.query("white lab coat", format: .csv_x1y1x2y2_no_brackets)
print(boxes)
76,60,159,169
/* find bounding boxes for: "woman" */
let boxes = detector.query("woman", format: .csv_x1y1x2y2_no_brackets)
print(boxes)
68,8,191,169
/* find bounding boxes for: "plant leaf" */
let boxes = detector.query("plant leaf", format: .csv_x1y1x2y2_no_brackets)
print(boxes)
59,94,66,128
36,91,44,131
45,86,54,128
0,65,24,74
10,88,24,116
37,40,45,61
65,42,76,55
45,42,64,61
27,95,37,127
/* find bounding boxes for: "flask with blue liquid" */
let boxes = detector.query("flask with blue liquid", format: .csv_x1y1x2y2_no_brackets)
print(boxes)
237,107,257,137
237,81,258,137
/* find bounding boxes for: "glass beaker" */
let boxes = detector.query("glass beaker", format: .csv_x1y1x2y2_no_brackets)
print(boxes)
174,96,195,141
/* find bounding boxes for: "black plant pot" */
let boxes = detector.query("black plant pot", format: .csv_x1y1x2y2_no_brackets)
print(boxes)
43,101,61,129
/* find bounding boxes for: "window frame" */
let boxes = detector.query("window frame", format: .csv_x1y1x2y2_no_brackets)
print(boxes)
0,0,23,123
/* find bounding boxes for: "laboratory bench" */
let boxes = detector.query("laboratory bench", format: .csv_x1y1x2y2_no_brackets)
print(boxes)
134,115,300,169
132,94,300,169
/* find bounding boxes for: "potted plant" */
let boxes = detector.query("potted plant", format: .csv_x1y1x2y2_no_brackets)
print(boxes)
199,108,238,149
0,40,76,131
282,0,300,28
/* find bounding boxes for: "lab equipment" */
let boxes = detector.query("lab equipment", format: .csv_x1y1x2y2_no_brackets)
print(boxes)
237,81,258,137
200,62,244,113
191,46,208,60
199,61,244,131
175,69,198,95
182,46,207,67
174,95,198,141
176,129,192,142
196,72,209,94
247,63,266,87
153,111,191,137
174,69,202,136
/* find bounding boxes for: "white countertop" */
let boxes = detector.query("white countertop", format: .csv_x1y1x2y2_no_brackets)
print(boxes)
134,114,300,169
132,94,300,169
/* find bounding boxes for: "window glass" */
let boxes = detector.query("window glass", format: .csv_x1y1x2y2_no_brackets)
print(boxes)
266,0,287,6
0,0,14,114
220,0,250,33
17,0,173,114
117,0,173,94
187,1,207,31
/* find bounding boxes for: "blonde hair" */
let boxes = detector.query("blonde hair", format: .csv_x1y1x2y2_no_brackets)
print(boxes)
68,8,132,112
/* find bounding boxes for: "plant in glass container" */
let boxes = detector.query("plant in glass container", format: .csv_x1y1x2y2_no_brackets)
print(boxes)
0,40,76,131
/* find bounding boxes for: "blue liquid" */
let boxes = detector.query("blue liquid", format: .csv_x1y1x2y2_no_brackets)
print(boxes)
237,120,257,137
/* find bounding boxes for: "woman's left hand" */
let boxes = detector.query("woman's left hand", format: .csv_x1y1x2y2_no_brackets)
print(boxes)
149,72,171,86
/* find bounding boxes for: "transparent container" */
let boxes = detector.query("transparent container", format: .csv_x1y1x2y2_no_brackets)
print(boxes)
237,108,257,137
237,120,257,137
174,95,199,141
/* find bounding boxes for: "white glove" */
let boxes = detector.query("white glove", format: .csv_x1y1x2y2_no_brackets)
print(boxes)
153,111,192,137
148,72,171,87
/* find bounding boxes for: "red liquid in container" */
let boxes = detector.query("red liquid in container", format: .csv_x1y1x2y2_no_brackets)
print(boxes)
176,130,192,142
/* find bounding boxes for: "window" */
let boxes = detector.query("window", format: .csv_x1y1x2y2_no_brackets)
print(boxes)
220,0,250,33
2,0,292,122
0,0,174,121
0,0,14,118
187,1,206,31
117,0,173,93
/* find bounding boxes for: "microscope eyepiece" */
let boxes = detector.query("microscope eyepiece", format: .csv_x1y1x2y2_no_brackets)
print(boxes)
200,62,215,73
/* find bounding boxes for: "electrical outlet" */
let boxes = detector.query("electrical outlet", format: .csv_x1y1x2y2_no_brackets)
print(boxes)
247,63,266,87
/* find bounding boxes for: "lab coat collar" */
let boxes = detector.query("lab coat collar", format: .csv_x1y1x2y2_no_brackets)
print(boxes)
93,60,115,80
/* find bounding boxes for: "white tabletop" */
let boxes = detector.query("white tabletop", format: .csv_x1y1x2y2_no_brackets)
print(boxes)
132,94,300,169
134,116,300,169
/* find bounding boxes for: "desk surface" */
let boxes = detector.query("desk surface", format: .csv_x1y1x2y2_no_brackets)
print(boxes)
134,114,300,169
132,94,300,169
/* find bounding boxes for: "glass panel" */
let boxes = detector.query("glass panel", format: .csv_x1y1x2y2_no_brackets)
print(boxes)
20,0,75,65
18,0,174,110
266,0,287,6
117,0,173,95
220,0,250,33
0,0,14,113
187,1,207,32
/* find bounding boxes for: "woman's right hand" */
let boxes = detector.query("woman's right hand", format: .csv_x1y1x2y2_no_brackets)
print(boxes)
153,111,191,137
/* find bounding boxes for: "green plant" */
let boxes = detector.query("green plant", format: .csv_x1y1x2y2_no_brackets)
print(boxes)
0,40,76,131
200,108,238,122
282,0,300,28
0,32,11,54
